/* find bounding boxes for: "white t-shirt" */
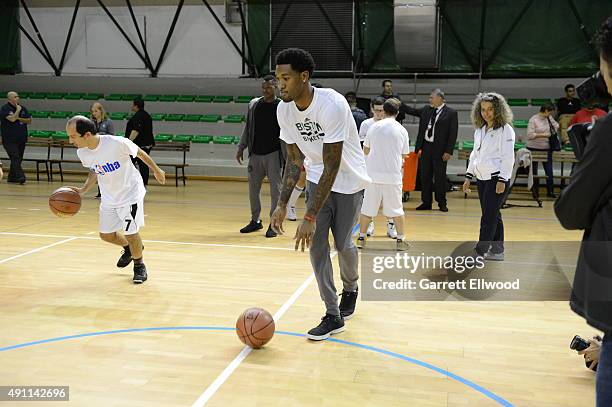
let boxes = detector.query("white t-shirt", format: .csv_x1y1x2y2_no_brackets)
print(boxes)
77,135,146,208
277,88,371,194
364,117,410,185
358,117,376,142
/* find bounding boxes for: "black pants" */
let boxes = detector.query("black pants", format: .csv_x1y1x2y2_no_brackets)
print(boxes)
528,147,554,193
476,178,509,255
420,142,447,206
133,146,151,186
2,138,26,182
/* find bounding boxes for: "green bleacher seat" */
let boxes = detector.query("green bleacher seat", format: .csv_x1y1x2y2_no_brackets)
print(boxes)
192,135,212,143
122,94,141,101
513,120,529,128
30,92,47,99
52,131,68,140
46,92,65,100
75,112,90,117
83,93,103,100
194,95,213,103
232,136,241,144
563,144,573,151
115,131,125,137
106,94,123,101
531,98,553,106
201,114,221,123
508,98,528,107
49,111,72,119
151,113,165,121
213,95,233,103
173,134,192,142
514,142,526,150
235,96,255,103
212,136,235,144
176,95,194,102
29,130,50,138
144,94,161,102
165,114,184,122
64,93,84,100
159,94,178,102
461,141,474,149
155,134,173,142
224,115,245,123
109,112,127,120
30,110,50,118
39,130,55,137
19,91,30,98
182,114,202,122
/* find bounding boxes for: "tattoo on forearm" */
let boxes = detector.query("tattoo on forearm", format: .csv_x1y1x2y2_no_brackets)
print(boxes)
279,144,304,206
307,141,342,217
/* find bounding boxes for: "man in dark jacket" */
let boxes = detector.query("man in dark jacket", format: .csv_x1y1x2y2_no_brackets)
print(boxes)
555,16,612,406
125,98,154,186
403,89,458,212
0,91,32,184
236,75,282,238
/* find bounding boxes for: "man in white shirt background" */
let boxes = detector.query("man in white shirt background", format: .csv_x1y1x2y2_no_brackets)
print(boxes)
270,48,371,341
357,98,410,251
66,116,165,284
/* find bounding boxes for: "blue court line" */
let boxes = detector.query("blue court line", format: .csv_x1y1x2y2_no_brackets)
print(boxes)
0,326,513,406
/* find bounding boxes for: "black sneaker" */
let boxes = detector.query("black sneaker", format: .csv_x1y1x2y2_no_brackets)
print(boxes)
117,247,133,268
339,289,358,320
133,263,147,284
306,314,345,341
265,225,277,238
240,220,263,233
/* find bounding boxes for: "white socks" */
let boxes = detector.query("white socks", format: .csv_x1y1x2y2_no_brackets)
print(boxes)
288,185,304,208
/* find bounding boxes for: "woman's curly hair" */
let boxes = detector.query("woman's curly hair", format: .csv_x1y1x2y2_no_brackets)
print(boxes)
470,92,514,129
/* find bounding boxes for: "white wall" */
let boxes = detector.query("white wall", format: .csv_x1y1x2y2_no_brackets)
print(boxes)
19,5,244,76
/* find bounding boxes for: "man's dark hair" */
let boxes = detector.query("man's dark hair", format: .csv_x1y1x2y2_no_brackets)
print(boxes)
275,48,315,77
372,96,385,106
382,79,392,87
68,115,96,136
345,91,357,103
133,98,144,110
263,74,276,83
383,98,401,115
540,103,556,113
311,82,323,88
596,16,612,63
564,84,576,92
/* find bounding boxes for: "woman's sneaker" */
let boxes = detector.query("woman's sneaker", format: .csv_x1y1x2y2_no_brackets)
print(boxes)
306,314,345,341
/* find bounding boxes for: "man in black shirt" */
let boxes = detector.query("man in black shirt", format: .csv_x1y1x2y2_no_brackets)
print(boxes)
379,79,405,122
0,91,32,184
237,75,282,238
125,98,154,186
556,84,582,144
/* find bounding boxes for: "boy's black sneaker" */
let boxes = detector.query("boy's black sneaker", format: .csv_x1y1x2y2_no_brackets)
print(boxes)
339,289,358,320
240,220,263,233
133,263,148,284
306,314,345,341
117,247,132,268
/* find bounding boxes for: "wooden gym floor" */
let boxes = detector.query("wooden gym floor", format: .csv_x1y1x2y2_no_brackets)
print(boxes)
0,178,594,406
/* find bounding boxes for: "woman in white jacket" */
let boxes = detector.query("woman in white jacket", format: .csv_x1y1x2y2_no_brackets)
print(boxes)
462,93,515,260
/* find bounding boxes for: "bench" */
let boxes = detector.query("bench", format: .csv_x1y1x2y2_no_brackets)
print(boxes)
151,141,190,187
0,136,52,181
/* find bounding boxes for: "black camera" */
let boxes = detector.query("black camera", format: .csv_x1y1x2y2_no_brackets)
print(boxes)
569,335,591,351
577,71,611,107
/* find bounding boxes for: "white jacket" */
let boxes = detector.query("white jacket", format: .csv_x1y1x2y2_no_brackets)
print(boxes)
466,124,515,182
510,148,534,190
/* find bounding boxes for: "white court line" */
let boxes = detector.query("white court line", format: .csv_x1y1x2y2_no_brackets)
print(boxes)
27,209,41,211
0,232,296,252
190,256,329,407
86,232,96,235
0,237,78,265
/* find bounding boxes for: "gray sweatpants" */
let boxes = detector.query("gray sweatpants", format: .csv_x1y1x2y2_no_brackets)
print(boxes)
248,151,283,222
306,181,364,316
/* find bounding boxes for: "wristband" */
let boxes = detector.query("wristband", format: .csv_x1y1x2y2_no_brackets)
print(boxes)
304,213,316,222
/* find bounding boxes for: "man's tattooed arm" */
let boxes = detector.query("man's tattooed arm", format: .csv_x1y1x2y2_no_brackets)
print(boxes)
306,141,342,218
278,143,305,208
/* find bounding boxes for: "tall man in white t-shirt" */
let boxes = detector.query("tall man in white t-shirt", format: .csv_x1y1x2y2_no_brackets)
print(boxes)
357,99,410,251
66,116,166,284
270,48,371,341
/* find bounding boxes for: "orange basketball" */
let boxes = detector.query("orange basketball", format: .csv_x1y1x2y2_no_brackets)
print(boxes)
236,307,275,349
49,187,81,217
